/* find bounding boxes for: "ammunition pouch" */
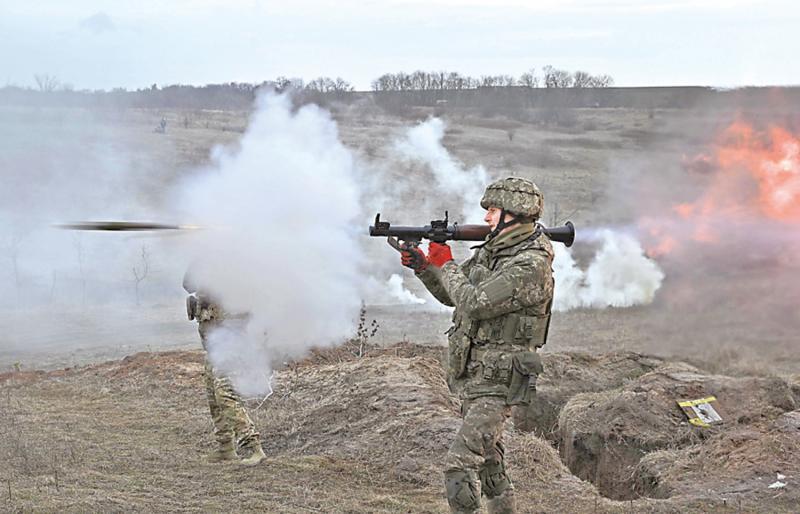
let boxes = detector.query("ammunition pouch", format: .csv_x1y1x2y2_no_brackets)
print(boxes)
507,351,542,406
474,313,549,349
471,347,542,406
479,350,514,384
446,317,471,386
186,294,198,321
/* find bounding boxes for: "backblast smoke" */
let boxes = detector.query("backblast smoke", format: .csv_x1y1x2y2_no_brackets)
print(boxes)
172,93,365,397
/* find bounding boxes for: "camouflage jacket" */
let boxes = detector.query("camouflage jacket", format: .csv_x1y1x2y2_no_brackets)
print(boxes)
416,223,554,402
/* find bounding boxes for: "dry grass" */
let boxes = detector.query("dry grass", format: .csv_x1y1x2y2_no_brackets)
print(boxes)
2,345,798,512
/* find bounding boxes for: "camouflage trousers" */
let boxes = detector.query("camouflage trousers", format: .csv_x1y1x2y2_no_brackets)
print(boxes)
444,396,514,514
203,358,260,450
199,321,260,451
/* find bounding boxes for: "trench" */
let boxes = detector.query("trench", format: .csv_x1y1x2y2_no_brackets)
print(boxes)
556,426,669,501
513,392,672,501
514,372,672,501
514,366,800,501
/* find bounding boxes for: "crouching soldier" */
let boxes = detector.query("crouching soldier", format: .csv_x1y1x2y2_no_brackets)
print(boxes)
400,177,555,513
184,271,266,466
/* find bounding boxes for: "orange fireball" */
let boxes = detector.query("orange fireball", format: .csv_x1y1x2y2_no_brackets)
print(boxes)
642,120,800,258
711,121,800,222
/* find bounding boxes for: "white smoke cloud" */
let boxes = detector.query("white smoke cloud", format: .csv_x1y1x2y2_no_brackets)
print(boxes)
381,119,666,312
385,273,426,305
553,230,665,311
173,92,364,396
392,117,489,223
362,273,428,306
351,116,491,307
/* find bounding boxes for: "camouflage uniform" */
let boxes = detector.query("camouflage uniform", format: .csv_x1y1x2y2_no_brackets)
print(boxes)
415,178,554,514
184,273,263,462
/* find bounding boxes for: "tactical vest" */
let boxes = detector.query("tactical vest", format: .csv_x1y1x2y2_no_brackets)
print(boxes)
447,233,554,403
461,235,553,350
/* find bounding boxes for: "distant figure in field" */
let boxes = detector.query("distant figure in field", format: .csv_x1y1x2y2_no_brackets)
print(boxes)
183,269,266,466
155,117,167,133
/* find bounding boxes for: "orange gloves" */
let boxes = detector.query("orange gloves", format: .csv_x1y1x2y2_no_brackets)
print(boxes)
400,242,453,271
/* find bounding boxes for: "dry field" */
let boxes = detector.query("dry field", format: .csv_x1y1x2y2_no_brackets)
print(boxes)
1,344,797,513
1,100,799,512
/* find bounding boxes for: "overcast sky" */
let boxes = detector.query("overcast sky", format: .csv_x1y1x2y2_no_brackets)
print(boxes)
2,0,798,91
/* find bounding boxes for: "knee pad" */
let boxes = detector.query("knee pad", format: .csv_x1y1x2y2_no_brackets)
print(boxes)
444,469,481,513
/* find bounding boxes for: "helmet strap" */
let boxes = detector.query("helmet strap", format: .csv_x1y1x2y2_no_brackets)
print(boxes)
487,209,521,240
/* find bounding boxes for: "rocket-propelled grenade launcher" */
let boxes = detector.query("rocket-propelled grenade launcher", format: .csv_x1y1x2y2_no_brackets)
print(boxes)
369,212,575,252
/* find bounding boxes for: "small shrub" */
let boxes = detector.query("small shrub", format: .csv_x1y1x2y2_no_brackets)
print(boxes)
345,304,379,358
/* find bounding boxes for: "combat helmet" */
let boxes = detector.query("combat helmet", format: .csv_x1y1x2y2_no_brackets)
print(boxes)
480,177,543,220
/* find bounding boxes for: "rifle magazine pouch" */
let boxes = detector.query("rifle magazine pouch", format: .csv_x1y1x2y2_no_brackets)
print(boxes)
507,351,543,405
186,294,198,321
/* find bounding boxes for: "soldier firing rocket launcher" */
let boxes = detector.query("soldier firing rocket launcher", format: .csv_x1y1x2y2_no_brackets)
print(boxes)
369,211,575,252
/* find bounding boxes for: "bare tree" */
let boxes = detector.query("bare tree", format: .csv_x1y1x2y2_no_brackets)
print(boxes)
588,74,614,87
542,65,573,88
132,245,150,306
3,232,24,303
333,77,354,92
480,75,510,87
518,69,539,88
34,74,60,92
371,73,394,91
72,234,87,308
572,71,592,88
445,71,466,90
273,76,304,92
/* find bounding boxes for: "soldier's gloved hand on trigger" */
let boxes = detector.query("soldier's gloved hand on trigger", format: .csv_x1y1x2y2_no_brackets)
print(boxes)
428,242,453,267
401,245,429,272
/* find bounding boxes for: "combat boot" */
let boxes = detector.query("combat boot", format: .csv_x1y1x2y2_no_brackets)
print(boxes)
207,439,237,462
239,443,266,466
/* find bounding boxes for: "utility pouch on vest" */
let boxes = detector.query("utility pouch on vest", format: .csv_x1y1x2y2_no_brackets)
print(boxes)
480,350,514,385
186,294,198,321
507,351,543,405
448,336,471,382
506,315,549,348
446,314,471,383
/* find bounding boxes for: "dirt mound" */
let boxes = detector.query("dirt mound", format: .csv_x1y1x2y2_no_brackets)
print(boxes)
257,344,606,505
259,351,460,485
557,361,799,503
515,351,664,436
0,350,204,387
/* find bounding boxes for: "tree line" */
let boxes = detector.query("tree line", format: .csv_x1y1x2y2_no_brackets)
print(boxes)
370,66,613,92
23,66,611,96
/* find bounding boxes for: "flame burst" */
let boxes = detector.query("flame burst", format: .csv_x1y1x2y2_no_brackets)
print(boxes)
714,122,800,221
643,121,800,257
